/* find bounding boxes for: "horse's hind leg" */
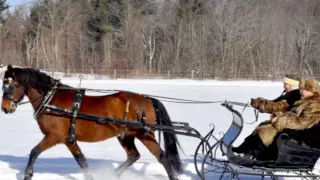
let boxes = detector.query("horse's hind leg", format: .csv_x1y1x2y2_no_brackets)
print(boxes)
136,133,178,180
115,135,140,177
65,142,94,180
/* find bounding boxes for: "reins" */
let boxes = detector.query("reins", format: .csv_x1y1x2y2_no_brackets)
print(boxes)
16,95,43,106
4,79,261,124
55,86,261,124
55,86,252,106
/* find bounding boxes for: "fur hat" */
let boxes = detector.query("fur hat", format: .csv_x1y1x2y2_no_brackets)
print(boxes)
299,78,320,93
283,74,300,90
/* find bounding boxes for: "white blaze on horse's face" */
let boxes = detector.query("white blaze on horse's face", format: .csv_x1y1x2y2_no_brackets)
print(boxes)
1,77,25,114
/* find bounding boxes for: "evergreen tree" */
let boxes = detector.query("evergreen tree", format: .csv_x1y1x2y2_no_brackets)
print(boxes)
87,0,124,42
0,0,9,23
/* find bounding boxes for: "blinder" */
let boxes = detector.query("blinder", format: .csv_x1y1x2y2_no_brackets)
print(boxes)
2,78,14,99
2,77,18,111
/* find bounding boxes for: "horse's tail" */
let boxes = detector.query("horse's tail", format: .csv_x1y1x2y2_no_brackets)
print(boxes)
149,97,183,176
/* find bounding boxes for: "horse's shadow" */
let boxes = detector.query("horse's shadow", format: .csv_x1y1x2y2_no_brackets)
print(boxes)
0,154,177,180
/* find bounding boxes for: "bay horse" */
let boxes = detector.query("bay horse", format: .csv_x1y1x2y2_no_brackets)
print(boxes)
1,65,183,180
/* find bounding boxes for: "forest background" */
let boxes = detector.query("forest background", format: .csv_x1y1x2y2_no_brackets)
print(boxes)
0,0,319,80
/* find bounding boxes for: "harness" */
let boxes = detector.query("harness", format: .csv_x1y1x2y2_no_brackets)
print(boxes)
119,92,149,139
33,83,58,119
68,89,85,144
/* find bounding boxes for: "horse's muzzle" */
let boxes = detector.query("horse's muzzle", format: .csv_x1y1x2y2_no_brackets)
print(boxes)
1,107,8,114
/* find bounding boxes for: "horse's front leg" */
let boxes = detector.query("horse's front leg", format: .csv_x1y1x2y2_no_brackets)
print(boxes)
24,135,58,180
65,142,94,180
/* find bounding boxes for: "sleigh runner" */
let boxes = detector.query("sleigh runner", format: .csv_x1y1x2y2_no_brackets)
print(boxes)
2,65,320,180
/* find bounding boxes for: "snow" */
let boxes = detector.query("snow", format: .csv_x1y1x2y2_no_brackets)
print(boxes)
0,77,312,180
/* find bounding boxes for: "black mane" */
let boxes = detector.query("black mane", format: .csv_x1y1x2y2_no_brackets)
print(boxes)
4,65,70,94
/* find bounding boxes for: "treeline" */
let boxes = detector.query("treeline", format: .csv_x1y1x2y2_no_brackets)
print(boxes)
0,0,319,79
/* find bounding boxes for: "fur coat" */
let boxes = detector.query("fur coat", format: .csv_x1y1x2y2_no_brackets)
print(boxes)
256,93,320,146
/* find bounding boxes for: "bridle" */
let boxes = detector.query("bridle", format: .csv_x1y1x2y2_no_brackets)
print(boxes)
2,77,43,112
2,76,60,116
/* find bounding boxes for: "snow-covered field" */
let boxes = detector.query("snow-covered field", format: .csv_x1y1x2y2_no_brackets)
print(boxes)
0,78,311,180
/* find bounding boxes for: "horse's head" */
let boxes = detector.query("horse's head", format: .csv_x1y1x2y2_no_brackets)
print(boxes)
1,65,60,114
1,65,25,113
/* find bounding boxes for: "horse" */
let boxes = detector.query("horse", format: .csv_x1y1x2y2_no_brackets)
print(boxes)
1,65,183,180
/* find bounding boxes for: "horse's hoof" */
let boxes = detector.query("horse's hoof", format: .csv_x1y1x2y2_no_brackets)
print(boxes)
24,175,32,180
85,174,94,180
24,168,33,180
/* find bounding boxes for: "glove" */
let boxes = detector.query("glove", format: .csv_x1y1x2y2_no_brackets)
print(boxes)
270,114,276,119
251,98,260,109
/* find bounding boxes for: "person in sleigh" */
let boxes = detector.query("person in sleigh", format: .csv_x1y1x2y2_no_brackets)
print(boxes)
233,77,320,161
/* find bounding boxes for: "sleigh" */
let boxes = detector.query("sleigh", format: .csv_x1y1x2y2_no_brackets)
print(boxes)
196,102,320,180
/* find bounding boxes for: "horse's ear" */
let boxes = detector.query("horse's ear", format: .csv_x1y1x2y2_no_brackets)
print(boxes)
6,64,15,80
7,64,12,71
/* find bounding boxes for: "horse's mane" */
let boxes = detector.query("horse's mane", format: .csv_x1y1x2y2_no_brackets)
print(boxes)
5,65,71,94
